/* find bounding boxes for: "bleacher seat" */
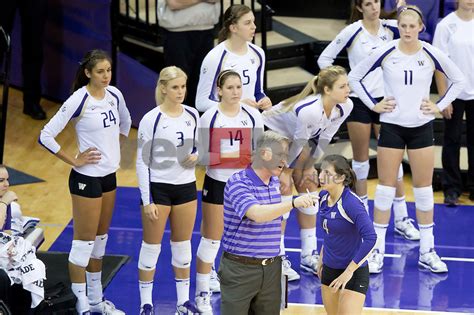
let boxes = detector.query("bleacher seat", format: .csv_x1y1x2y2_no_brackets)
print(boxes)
384,0,440,42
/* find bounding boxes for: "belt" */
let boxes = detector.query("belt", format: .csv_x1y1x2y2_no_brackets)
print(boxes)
223,252,279,266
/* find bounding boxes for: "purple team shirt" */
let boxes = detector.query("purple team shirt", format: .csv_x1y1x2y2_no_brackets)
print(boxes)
222,167,282,258
318,187,377,269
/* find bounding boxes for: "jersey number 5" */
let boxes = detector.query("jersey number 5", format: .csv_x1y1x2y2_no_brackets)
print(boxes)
101,110,117,128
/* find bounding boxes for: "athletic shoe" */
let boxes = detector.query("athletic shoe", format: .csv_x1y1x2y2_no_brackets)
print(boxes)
195,291,213,315
90,299,125,315
282,256,300,281
368,249,384,274
394,217,420,241
444,193,459,207
300,251,319,275
175,300,200,315
209,266,220,293
418,249,448,273
140,304,154,315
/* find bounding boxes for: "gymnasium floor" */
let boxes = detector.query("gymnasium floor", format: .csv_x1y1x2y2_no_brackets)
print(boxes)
5,88,474,314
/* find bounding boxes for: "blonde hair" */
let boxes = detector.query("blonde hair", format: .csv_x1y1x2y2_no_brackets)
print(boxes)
256,130,289,151
397,5,424,26
280,65,347,113
155,66,187,105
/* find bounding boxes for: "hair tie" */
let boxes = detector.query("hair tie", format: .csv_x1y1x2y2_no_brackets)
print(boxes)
398,6,424,23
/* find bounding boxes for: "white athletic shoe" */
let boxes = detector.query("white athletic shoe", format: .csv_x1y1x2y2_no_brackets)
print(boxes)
368,249,384,274
209,266,220,293
90,300,125,315
195,291,213,315
300,252,319,275
139,304,154,315
282,256,300,281
175,300,200,315
394,217,420,241
418,249,448,273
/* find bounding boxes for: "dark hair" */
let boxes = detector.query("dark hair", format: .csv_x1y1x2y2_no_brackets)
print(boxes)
217,69,241,88
72,49,112,92
218,4,252,43
349,0,397,23
322,155,356,190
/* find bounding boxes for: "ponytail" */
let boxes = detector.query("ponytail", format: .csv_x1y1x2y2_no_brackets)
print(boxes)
72,49,112,92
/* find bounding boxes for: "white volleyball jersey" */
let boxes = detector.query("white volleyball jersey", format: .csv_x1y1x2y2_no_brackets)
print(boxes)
136,105,199,205
433,12,474,101
39,85,132,177
200,104,264,182
349,40,465,128
318,19,399,98
195,41,266,112
263,94,353,166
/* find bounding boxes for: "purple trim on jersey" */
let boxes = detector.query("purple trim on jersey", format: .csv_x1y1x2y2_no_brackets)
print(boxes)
1,204,11,231
241,107,257,151
360,46,396,106
422,47,445,73
384,24,400,39
37,137,56,154
71,93,88,119
149,112,162,204
222,167,282,258
209,51,228,102
185,108,198,154
208,109,219,153
345,27,363,50
295,98,318,116
436,84,454,105
249,45,266,101
336,104,344,118
318,187,377,269
106,88,120,111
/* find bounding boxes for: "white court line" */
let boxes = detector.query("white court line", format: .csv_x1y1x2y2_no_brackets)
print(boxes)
441,257,474,263
286,303,470,314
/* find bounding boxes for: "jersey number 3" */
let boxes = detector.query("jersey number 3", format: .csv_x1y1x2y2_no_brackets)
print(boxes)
102,110,117,128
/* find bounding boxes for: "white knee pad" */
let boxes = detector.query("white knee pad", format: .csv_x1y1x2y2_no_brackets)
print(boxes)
90,234,108,260
197,237,220,264
281,195,293,220
69,240,94,268
374,185,396,211
413,186,434,211
171,240,192,268
138,241,161,271
397,164,404,182
352,160,370,181
297,192,318,215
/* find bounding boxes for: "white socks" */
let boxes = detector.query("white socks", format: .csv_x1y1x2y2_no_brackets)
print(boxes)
374,223,389,252
300,228,317,257
393,196,408,222
86,271,102,306
139,280,154,307
72,283,89,313
419,223,435,254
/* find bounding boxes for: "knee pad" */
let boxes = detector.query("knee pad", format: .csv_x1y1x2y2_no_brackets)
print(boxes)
413,186,433,211
138,242,161,271
281,195,293,220
397,164,404,182
297,192,318,215
374,185,396,211
90,234,108,260
352,160,370,181
69,240,94,267
171,240,192,268
197,237,220,264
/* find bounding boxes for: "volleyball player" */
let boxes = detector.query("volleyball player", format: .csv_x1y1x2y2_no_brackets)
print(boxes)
195,4,271,113
196,70,263,314
349,6,465,273
317,0,420,243
433,0,474,206
136,66,200,315
263,65,353,278
39,50,131,314
316,155,376,315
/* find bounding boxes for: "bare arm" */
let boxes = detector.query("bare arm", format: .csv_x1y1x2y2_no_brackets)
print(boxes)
245,194,317,223
166,0,215,10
